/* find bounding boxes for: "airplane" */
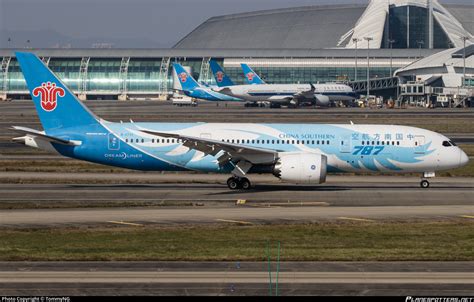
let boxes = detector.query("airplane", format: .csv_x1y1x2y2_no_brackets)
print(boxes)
12,52,469,191
241,63,266,85
210,61,355,108
209,60,235,87
213,81,358,108
172,63,242,102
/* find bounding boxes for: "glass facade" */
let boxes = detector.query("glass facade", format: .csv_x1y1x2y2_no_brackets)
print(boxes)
432,19,451,49
127,59,161,92
87,59,122,92
48,59,82,90
386,5,451,49
226,66,392,85
5,59,26,91
0,56,402,95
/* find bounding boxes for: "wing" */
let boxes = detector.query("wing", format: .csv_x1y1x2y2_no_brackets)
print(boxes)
294,83,316,100
10,126,80,146
139,128,279,176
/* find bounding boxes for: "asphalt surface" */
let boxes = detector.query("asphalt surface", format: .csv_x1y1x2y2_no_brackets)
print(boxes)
0,174,472,205
0,174,472,226
0,262,472,296
2,205,473,227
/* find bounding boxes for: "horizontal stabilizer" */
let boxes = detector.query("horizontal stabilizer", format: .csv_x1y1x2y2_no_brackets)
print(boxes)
10,126,81,146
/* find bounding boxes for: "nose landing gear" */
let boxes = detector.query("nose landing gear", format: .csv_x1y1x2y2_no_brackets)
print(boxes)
227,177,252,190
420,172,435,188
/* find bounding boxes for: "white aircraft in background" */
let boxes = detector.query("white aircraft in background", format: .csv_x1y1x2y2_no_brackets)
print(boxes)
213,82,358,108
210,62,358,108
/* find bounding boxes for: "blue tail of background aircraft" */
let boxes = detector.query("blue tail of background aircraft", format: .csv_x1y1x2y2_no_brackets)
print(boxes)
241,63,266,85
172,63,200,91
209,60,234,87
16,52,99,133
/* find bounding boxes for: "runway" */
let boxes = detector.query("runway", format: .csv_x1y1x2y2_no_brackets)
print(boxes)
0,174,472,226
0,174,472,206
0,262,472,295
1,205,473,227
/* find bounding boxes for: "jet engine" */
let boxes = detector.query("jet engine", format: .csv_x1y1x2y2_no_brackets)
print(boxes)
273,152,327,184
315,94,330,107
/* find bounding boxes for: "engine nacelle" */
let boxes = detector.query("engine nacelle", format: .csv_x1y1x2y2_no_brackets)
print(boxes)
273,152,327,184
315,94,330,107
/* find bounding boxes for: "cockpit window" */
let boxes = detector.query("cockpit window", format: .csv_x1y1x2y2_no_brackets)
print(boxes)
449,140,457,146
442,141,452,147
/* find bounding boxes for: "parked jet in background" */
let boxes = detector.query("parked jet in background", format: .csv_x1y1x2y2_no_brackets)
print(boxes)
241,63,266,85
209,61,356,108
213,82,357,108
209,61,264,87
173,63,242,102
12,52,468,190
209,60,235,87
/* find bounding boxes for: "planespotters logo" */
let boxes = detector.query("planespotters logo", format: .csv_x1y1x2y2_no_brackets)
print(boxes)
33,82,65,111
406,297,473,302
178,72,188,83
216,71,224,83
246,72,254,82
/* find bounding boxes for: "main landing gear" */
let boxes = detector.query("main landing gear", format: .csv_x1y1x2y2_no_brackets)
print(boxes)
227,176,252,190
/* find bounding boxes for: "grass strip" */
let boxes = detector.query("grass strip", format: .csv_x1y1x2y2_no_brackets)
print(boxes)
0,221,472,261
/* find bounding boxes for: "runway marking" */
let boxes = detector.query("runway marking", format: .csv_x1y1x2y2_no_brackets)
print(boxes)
107,221,143,227
247,204,282,208
338,217,375,222
459,215,474,219
215,219,253,225
247,202,328,208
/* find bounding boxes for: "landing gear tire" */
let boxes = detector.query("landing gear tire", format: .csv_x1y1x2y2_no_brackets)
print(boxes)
240,178,251,190
420,180,430,188
227,177,241,190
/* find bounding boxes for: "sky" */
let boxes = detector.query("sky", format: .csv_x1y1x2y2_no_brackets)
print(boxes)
0,0,471,48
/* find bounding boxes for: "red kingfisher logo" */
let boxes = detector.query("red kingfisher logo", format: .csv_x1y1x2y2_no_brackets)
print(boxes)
246,72,254,82
216,71,224,83
33,82,65,112
178,72,188,83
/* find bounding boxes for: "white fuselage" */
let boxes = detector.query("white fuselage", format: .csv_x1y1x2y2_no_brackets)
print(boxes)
215,83,357,103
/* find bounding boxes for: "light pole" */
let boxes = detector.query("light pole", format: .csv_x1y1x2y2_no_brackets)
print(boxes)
364,37,373,98
461,36,469,87
388,39,395,77
416,40,424,59
352,38,361,81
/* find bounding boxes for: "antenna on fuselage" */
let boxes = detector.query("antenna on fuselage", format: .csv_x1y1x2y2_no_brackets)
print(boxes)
350,120,354,125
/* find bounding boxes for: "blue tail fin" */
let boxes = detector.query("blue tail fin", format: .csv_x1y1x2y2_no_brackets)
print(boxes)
241,63,265,84
209,60,234,87
16,52,99,133
172,63,200,91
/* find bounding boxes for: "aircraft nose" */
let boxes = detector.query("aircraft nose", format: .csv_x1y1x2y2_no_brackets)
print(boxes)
459,149,469,167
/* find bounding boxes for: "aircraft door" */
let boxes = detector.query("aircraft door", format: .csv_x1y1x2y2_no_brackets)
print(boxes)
108,133,120,150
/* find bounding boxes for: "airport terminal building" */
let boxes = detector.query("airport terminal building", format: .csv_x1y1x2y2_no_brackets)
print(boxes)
0,0,473,102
